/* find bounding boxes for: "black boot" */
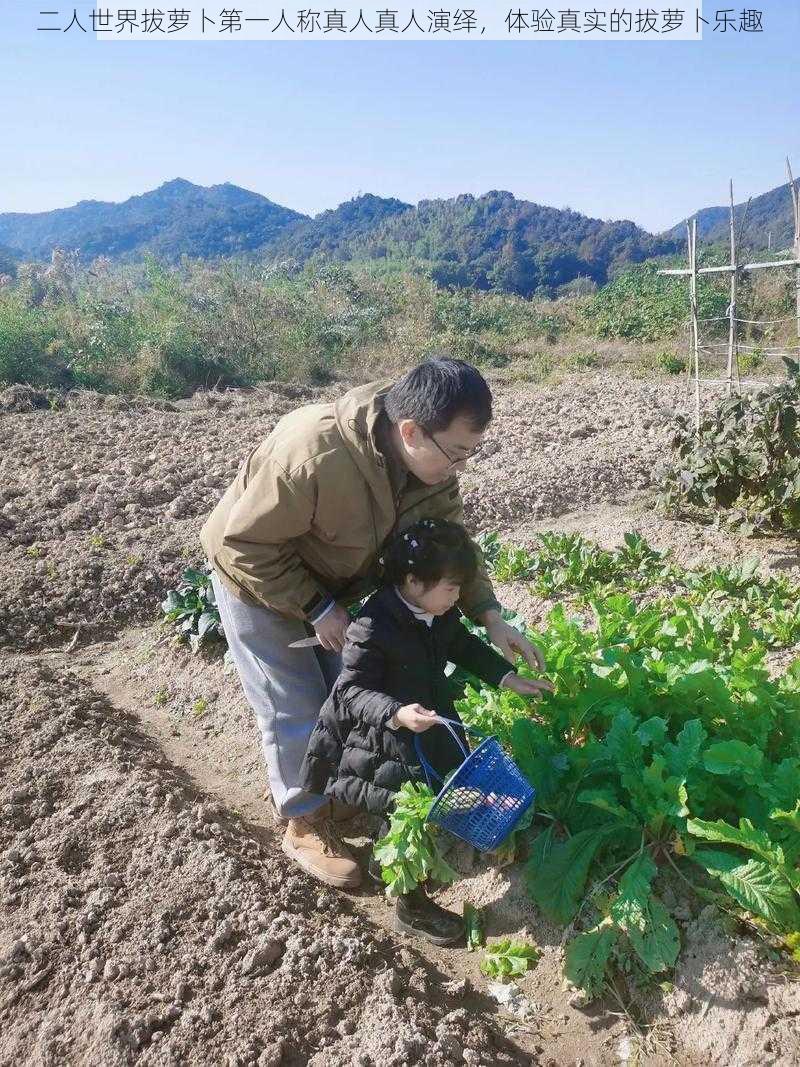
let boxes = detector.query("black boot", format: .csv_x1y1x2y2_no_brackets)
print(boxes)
395,885,465,946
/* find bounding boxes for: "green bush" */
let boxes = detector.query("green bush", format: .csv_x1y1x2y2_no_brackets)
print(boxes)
584,264,729,342
738,347,766,376
0,296,62,387
659,359,800,534
658,351,687,375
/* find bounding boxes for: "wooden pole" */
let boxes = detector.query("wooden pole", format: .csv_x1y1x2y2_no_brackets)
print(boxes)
726,181,738,397
659,259,800,277
690,219,701,430
683,222,693,399
787,158,800,340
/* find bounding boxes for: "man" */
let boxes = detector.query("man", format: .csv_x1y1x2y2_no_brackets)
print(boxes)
201,358,546,889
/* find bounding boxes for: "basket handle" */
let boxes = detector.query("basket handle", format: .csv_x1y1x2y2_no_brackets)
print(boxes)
413,715,470,789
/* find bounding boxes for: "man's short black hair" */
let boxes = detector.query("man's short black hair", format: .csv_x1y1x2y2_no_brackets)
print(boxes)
384,358,492,433
382,518,478,591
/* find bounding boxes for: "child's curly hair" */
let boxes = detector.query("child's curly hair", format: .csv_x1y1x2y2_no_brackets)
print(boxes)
381,518,478,590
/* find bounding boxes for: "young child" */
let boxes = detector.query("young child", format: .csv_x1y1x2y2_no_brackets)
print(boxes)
300,518,550,945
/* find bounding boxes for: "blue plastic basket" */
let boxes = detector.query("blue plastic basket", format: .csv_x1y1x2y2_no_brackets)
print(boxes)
414,716,536,852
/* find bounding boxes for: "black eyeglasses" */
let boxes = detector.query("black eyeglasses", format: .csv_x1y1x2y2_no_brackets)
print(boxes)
424,430,483,468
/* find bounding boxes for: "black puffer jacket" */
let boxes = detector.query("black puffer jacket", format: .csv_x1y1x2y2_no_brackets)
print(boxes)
300,585,514,814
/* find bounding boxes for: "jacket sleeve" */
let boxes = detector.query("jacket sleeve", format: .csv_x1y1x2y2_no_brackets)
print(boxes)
428,480,501,621
335,617,403,730
446,620,516,688
214,457,332,621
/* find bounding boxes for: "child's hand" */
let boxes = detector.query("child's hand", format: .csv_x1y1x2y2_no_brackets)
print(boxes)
501,674,554,699
395,703,438,732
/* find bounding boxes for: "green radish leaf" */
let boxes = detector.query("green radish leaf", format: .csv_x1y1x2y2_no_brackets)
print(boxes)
769,761,800,809
664,719,707,777
703,740,764,783
604,710,646,792
564,921,618,998
771,803,800,833
181,568,208,585
480,939,539,980
463,903,485,952
373,782,455,898
637,717,668,747
693,849,800,931
610,857,680,974
161,563,223,647
196,611,218,637
527,828,611,924
687,817,784,866
626,896,680,973
576,789,639,826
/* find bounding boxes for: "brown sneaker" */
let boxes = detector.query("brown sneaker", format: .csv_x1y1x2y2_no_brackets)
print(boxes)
282,817,362,889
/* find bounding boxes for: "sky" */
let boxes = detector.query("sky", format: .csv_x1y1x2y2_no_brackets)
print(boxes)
3,1,799,233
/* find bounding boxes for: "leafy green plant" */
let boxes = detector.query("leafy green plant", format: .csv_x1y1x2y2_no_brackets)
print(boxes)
372,782,457,897
659,358,800,534
464,902,485,951
0,296,60,387
658,351,686,375
509,531,670,601
564,853,679,997
161,565,224,652
583,263,728,343
450,585,800,998
478,529,800,654
687,816,800,931
479,938,540,980
456,682,533,748
738,346,766,376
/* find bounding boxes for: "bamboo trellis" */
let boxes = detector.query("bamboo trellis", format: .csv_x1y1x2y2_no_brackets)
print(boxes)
658,159,800,430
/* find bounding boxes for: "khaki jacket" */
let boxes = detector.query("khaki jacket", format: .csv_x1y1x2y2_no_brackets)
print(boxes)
200,381,498,622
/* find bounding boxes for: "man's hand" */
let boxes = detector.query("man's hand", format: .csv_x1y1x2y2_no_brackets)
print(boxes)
501,673,554,698
314,604,351,652
394,703,438,733
479,609,547,672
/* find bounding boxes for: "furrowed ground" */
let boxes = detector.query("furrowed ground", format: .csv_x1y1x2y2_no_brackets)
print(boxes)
2,373,799,1066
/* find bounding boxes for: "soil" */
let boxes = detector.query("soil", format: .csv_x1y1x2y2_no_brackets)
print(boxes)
2,374,799,1066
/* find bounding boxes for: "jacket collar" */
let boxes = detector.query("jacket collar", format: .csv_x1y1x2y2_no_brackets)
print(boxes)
332,380,396,526
394,586,434,627
372,584,458,633
332,380,393,478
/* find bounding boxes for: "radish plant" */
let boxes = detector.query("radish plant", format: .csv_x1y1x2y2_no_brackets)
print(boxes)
456,591,800,998
161,565,224,651
372,781,457,897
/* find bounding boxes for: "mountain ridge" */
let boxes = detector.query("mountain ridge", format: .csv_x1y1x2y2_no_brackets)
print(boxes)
1,174,794,296
665,177,800,253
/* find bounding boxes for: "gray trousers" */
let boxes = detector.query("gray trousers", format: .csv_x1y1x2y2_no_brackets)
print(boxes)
210,571,342,819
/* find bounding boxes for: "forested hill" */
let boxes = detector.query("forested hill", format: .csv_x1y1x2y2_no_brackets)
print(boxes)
330,190,680,296
1,180,683,296
666,177,800,253
0,179,305,263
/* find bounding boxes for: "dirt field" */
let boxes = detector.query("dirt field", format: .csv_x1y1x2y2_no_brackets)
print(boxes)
2,375,800,1066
